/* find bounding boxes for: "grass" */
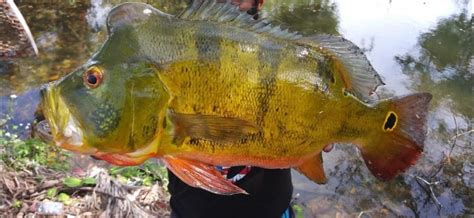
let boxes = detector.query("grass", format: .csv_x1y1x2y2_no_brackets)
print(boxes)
0,118,169,186
109,160,169,188
0,122,71,171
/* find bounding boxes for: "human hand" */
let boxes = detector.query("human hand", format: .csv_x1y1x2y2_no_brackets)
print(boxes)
213,0,264,12
323,144,334,152
230,0,256,11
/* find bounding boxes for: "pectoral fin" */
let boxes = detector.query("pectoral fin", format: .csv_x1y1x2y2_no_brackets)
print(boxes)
168,110,260,144
294,152,327,184
163,155,248,195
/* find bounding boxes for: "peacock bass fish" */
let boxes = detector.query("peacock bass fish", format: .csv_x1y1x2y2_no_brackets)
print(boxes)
39,1,432,194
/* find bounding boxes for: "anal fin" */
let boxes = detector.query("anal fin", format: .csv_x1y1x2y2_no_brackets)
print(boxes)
294,152,327,184
163,155,248,195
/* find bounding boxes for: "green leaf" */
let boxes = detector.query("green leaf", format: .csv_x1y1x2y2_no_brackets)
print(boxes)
47,187,58,199
292,204,304,218
116,175,128,184
57,193,72,205
108,166,123,175
143,176,153,186
12,200,22,209
63,177,82,188
81,177,97,186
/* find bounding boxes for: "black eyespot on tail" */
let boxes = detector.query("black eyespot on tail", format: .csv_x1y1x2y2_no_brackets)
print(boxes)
383,112,398,131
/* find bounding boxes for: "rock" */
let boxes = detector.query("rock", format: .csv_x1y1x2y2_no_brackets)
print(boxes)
36,201,63,215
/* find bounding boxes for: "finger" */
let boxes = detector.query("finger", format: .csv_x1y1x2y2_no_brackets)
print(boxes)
239,1,254,11
323,144,334,153
256,0,264,10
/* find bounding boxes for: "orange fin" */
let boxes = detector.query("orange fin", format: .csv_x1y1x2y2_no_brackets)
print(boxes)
93,152,152,166
360,93,432,180
163,155,248,195
294,152,327,184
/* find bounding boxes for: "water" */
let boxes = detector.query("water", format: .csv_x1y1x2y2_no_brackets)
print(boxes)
0,0,472,216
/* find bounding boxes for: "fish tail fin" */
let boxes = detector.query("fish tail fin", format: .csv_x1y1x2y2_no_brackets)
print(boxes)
359,93,432,180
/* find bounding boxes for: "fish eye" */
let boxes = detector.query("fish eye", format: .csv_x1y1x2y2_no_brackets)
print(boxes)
83,66,103,88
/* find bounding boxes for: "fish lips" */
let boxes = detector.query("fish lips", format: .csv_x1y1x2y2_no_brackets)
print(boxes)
36,117,98,155
36,118,154,166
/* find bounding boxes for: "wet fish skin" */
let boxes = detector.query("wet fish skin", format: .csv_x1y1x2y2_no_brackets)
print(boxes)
40,1,432,195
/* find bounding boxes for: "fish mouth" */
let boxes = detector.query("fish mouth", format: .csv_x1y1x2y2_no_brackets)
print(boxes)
37,118,154,166
35,120,53,143
36,119,156,166
39,85,97,155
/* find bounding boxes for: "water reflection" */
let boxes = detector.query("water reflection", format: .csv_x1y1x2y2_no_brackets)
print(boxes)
0,1,100,94
396,11,473,119
261,0,472,216
0,0,472,216
393,9,473,216
263,0,339,35
0,0,189,95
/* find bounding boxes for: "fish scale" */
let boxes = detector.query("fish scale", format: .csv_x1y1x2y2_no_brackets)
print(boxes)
39,1,432,195
157,37,355,161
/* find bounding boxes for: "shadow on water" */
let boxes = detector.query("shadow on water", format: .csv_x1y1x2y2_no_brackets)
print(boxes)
0,0,472,216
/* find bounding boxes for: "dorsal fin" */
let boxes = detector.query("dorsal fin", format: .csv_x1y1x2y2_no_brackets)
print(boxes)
178,0,302,40
297,35,385,102
106,2,172,34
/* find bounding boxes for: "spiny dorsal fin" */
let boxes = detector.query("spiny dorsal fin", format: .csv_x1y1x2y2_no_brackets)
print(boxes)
106,2,172,34
178,0,302,40
297,35,385,102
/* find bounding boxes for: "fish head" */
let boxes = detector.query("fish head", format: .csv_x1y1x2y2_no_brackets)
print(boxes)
39,3,172,162
40,39,170,160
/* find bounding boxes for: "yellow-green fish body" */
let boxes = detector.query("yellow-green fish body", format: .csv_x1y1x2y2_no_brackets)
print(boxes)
40,1,432,194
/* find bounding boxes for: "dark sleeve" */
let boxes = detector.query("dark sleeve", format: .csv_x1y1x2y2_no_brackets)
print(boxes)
168,167,293,218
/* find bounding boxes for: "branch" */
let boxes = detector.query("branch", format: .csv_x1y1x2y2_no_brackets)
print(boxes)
414,175,442,209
